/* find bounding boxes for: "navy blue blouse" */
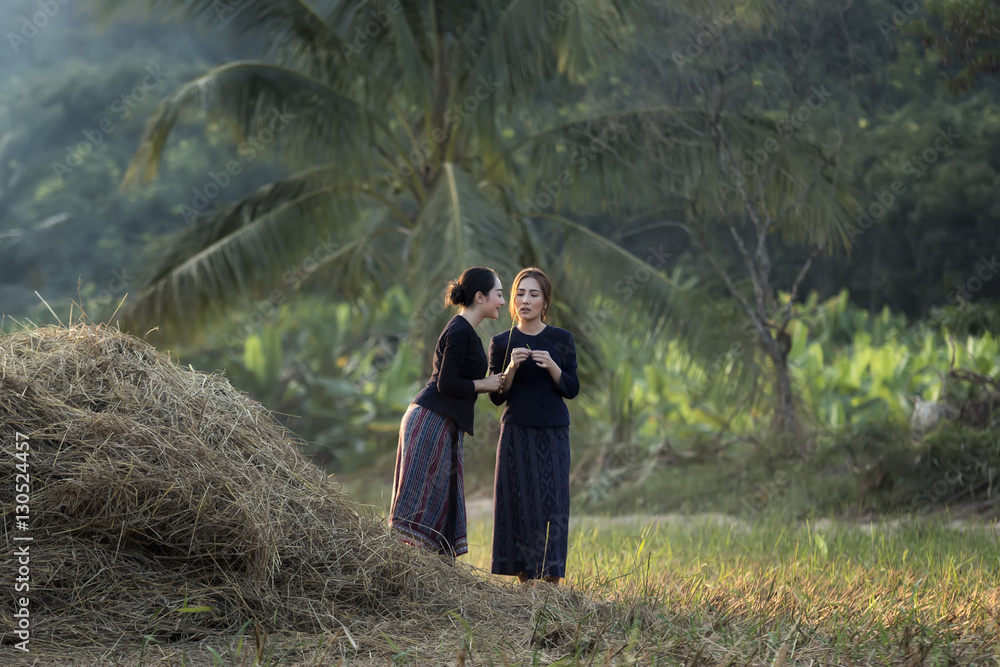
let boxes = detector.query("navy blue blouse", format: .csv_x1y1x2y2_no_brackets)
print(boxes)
413,315,488,435
488,325,579,426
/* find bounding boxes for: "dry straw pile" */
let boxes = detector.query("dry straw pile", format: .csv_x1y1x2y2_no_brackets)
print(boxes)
0,324,604,664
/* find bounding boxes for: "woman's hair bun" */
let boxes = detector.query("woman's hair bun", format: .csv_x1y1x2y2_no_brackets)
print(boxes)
448,281,466,305
444,266,497,309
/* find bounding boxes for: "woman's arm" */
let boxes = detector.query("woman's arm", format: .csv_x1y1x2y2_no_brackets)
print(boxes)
473,376,502,393
553,332,579,399
487,337,507,405
436,327,477,397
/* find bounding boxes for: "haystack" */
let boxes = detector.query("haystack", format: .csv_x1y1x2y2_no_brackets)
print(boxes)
0,324,602,663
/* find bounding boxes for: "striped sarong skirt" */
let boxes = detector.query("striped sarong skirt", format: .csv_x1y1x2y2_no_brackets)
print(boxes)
491,423,571,579
388,403,468,557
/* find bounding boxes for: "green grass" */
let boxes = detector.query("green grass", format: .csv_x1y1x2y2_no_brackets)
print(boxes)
338,467,1000,662
333,464,1000,663
89,512,1000,665
461,512,1000,664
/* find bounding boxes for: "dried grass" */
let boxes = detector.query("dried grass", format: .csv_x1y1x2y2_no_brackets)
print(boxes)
0,323,606,663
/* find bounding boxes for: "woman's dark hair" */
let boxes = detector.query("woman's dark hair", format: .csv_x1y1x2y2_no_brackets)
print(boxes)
510,267,552,322
446,267,500,308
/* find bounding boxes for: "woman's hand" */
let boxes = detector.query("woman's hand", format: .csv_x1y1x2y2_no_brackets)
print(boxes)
476,373,504,394
496,347,531,395
530,349,562,383
505,347,531,376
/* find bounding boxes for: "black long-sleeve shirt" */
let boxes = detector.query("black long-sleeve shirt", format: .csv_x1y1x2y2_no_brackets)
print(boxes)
412,315,488,435
488,325,579,426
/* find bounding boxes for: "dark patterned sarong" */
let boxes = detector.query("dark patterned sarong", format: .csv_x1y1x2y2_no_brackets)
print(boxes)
388,403,468,556
491,423,571,579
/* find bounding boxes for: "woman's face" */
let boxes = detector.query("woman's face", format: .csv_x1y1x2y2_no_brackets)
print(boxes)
514,276,546,323
480,276,506,320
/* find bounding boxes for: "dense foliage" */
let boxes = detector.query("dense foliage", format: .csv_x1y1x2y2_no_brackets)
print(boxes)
1,0,998,514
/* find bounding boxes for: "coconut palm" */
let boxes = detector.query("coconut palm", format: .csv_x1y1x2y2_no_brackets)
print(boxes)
91,0,854,431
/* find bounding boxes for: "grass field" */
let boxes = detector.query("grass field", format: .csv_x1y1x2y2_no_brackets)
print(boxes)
454,511,1000,665
31,510,996,665
17,500,996,665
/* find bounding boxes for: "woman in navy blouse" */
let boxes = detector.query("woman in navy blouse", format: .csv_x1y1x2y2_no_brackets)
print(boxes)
488,267,579,584
389,267,505,557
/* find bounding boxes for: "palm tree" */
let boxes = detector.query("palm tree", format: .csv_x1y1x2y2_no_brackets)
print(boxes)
595,0,864,434
92,0,854,432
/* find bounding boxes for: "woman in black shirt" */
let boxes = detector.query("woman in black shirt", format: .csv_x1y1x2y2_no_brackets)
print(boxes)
488,267,579,584
388,267,505,557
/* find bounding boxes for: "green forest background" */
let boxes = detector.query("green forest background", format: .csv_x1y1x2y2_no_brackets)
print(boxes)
2,0,999,519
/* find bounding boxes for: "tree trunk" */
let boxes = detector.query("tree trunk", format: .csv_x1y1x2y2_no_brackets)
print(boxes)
769,331,799,433
869,238,880,315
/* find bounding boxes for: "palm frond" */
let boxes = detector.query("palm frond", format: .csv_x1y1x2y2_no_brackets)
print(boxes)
119,62,393,188
510,106,857,250
532,212,763,401
406,163,525,348
90,0,351,81
299,206,408,305
382,2,434,113
119,167,369,340
454,0,638,158
464,0,634,86
310,1,437,109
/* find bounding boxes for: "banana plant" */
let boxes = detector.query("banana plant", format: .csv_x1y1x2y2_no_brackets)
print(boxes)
87,0,863,435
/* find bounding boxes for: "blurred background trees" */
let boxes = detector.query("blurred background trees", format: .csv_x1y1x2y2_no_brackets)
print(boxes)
2,0,999,515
